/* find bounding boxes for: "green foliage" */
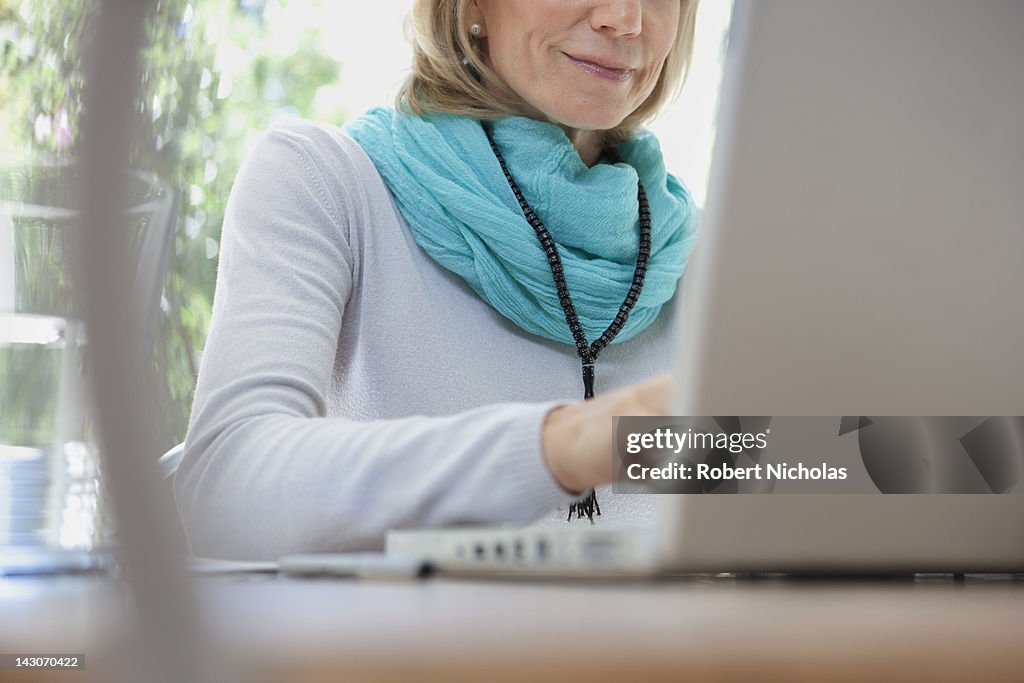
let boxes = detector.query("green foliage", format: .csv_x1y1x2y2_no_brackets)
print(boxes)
0,342,60,447
1,0,346,450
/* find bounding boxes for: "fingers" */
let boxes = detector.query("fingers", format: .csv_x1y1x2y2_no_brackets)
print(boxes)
615,373,670,417
633,373,670,415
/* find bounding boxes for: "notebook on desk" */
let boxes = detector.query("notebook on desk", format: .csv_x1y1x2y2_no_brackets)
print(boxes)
385,0,1024,577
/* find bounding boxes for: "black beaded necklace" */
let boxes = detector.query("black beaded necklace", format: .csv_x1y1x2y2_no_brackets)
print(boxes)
483,122,652,522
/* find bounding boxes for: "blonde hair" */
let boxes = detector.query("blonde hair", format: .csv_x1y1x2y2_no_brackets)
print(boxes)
398,0,701,146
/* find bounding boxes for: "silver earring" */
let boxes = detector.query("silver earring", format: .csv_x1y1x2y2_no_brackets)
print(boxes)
470,23,482,36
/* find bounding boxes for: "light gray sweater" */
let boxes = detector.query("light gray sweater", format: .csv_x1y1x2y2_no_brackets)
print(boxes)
174,118,679,560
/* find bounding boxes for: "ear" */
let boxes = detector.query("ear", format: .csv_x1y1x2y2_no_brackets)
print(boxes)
465,0,488,38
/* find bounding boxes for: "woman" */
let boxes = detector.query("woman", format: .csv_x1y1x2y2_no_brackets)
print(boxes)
174,0,701,559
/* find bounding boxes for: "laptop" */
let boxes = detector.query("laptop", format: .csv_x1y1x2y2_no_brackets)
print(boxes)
385,0,1024,576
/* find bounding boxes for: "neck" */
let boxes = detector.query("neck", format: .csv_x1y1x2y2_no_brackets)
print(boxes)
562,127,604,167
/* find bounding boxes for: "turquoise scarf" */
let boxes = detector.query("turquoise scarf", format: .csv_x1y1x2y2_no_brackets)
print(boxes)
346,108,699,345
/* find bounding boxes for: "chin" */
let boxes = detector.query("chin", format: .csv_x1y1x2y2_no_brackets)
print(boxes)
550,104,629,134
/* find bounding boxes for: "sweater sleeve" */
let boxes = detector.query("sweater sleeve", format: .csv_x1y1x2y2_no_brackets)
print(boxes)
173,121,576,560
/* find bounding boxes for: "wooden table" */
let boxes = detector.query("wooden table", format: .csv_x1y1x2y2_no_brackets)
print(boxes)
2,572,1023,682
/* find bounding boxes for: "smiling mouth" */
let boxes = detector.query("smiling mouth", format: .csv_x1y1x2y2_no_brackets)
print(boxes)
563,53,635,82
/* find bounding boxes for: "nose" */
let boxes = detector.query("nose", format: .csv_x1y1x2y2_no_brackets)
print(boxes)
590,0,644,38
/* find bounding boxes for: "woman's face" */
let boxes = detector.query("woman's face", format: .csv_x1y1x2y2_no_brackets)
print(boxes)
472,0,680,131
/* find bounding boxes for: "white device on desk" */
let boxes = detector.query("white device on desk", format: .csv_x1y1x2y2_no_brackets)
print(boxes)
387,0,1024,576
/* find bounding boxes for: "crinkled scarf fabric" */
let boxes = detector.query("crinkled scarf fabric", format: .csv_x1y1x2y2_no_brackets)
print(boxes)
346,108,699,345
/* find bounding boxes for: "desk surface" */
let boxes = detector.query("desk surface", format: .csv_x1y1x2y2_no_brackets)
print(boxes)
3,572,1024,683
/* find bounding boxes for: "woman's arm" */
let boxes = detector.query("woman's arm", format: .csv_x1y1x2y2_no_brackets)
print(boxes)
173,122,576,559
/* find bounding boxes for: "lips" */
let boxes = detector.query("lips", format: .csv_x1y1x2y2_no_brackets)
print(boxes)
563,52,635,82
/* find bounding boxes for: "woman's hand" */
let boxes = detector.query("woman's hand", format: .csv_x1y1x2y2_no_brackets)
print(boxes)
541,374,671,494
